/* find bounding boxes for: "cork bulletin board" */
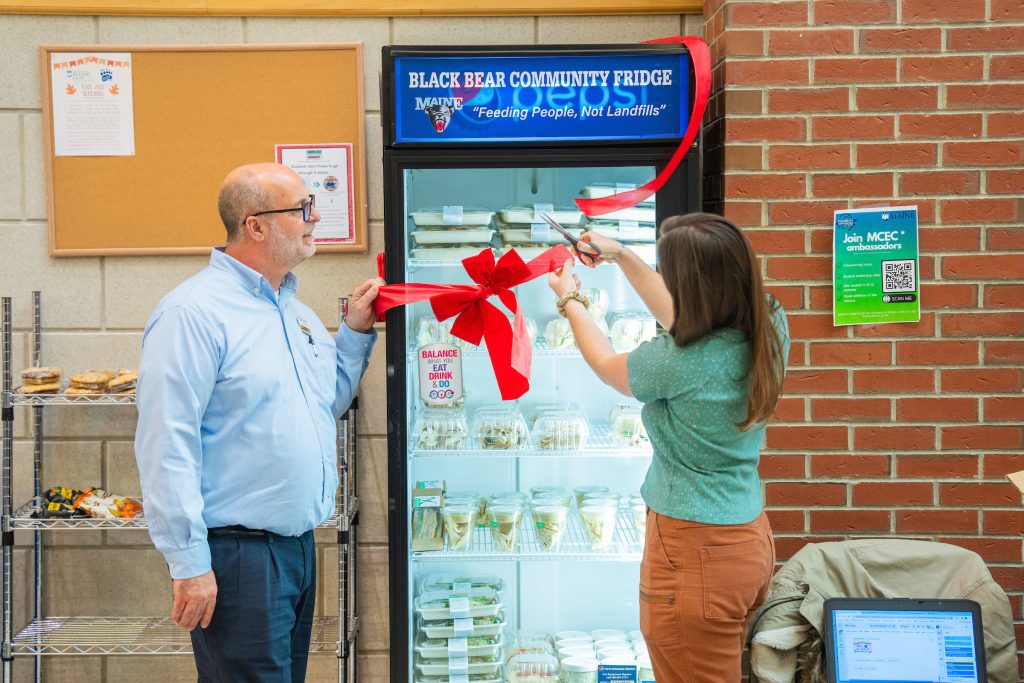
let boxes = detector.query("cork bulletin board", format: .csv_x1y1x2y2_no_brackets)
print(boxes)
40,43,368,256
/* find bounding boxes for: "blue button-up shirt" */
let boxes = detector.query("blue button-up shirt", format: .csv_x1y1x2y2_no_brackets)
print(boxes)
135,248,376,579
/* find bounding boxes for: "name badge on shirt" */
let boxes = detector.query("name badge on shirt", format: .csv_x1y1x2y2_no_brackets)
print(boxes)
297,317,318,358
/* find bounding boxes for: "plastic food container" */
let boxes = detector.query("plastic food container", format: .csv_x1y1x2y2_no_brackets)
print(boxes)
414,589,502,621
411,207,495,227
594,638,630,650
532,504,569,552
609,404,648,447
506,653,561,682
558,645,595,661
628,630,645,643
637,652,655,682
416,676,501,683
445,491,487,520
580,505,618,550
542,317,609,349
532,408,590,450
442,505,477,551
413,409,469,450
412,246,497,261
560,656,600,682
499,206,582,226
580,287,609,319
631,502,647,536
580,184,656,202
499,226,584,245
415,654,503,677
489,491,529,507
556,638,593,651
415,316,475,353
581,492,621,508
487,505,523,552
591,629,628,641
412,228,496,245
584,219,657,243
555,631,591,643
419,612,508,639
592,205,656,223
596,647,635,661
506,633,555,657
609,314,658,352
471,405,530,450
420,575,504,594
415,633,505,659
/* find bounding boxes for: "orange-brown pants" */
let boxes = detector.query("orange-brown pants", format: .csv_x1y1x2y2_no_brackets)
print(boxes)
639,509,775,683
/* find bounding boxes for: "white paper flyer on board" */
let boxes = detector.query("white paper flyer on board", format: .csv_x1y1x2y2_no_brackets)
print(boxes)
50,52,135,156
276,143,355,244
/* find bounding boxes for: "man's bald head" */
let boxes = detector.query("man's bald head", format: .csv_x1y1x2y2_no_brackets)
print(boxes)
218,163,300,244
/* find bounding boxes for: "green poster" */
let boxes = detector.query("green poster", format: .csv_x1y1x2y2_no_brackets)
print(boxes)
833,206,920,326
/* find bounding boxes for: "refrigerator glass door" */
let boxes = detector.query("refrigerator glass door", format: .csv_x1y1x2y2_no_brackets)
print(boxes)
403,164,658,683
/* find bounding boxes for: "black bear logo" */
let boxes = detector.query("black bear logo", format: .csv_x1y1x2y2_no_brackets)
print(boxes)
423,104,454,133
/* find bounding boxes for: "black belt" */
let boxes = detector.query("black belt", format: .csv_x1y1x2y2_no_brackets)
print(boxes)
208,525,268,538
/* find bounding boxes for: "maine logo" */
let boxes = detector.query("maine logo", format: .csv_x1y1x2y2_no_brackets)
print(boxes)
423,104,454,133
100,69,113,82
836,213,856,230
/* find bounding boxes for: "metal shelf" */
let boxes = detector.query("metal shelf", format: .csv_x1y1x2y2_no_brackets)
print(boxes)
411,424,652,459
8,497,350,531
10,616,340,656
7,391,135,406
412,507,643,562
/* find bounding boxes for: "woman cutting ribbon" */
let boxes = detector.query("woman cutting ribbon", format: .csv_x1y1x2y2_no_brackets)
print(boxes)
547,212,790,683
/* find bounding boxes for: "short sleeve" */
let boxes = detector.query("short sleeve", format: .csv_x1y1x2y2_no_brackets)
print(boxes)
627,332,706,402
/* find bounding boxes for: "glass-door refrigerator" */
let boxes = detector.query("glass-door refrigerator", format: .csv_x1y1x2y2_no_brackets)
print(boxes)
382,44,700,683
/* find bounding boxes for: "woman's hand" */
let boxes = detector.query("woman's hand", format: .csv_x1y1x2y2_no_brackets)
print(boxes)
576,231,622,267
547,258,582,298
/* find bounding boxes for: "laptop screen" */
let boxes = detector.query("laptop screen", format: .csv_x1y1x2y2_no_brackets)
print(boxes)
829,608,980,683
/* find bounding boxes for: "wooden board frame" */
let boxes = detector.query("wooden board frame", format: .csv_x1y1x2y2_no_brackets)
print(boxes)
40,43,368,256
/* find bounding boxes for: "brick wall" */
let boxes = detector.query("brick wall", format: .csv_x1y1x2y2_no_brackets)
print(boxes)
704,0,1024,675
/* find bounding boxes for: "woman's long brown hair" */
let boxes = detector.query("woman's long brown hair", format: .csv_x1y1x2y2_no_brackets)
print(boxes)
657,213,785,430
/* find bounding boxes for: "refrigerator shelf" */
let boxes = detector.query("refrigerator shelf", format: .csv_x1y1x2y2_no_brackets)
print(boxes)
6,390,135,406
10,616,339,655
7,497,348,531
411,424,651,459
412,508,642,562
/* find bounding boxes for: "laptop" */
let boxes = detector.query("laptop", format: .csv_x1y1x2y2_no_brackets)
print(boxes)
822,598,987,683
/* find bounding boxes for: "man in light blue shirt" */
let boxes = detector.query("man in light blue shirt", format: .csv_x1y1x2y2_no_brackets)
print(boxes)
135,162,382,681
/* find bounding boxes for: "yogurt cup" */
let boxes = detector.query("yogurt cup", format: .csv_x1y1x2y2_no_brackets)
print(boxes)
560,656,599,683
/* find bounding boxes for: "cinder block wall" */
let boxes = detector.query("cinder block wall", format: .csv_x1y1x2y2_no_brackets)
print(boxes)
703,0,1024,675
0,12,703,681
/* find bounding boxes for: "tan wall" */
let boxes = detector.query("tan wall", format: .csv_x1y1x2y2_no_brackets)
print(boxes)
0,12,703,681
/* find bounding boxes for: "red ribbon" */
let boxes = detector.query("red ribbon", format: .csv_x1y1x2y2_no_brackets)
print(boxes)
575,35,711,217
374,246,573,400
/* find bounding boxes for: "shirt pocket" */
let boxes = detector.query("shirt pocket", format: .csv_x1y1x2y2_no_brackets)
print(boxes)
699,537,771,622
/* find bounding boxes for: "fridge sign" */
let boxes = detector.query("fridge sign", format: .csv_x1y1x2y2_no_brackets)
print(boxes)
418,343,464,406
393,52,690,143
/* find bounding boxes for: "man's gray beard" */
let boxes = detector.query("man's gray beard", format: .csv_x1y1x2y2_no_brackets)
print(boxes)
267,221,316,270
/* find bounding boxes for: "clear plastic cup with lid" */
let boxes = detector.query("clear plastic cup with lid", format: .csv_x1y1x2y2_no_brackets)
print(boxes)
557,644,595,662
530,485,569,499
532,503,569,552
556,638,593,653
441,505,476,551
490,491,529,507
487,505,523,552
597,647,636,661
555,630,591,643
631,501,648,536
582,492,621,507
594,637,629,650
628,629,645,643
560,656,599,683
580,505,618,550
637,652,655,681
533,491,573,509
506,652,559,682
591,629,628,641
573,485,610,509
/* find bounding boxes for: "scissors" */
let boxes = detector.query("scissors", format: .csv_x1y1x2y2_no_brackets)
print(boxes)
537,212,602,267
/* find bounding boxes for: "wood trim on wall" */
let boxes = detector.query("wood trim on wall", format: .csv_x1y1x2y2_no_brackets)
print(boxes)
1,0,702,17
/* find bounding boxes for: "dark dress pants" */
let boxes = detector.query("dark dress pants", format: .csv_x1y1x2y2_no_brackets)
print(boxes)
191,528,316,683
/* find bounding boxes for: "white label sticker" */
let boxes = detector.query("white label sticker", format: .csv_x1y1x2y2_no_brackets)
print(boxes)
448,596,470,618
619,220,641,239
448,656,469,673
452,581,473,594
452,617,474,637
449,675,469,683
413,495,442,508
418,343,464,407
532,203,555,220
416,480,445,490
530,221,552,243
447,637,468,655
442,205,464,225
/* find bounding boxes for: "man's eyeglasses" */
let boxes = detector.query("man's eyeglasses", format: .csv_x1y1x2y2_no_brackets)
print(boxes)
249,195,315,223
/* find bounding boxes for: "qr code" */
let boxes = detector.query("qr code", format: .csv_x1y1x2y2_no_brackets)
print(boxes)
881,259,916,293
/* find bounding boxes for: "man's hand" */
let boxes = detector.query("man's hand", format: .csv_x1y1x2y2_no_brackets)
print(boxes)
172,570,217,631
346,277,386,333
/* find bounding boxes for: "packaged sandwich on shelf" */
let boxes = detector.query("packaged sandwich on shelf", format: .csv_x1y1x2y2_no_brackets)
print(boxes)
498,206,582,226
412,484,445,552
415,654,504,678
415,588,503,620
413,409,469,450
505,653,560,682
418,612,508,639
608,404,649,447
531,406,590,450
415,632,505,659
470,405,530,450
498,225,584,246
411,207,495,228
420,575,504,594
608,313,658,352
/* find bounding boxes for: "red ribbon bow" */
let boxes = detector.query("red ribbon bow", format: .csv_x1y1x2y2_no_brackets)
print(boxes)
374,245,573,400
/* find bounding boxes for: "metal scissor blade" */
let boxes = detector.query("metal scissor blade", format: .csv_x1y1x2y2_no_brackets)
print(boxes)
537,212,575,245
